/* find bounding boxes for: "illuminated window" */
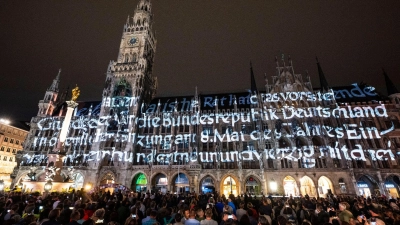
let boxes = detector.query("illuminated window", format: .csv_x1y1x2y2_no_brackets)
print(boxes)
9,157,13,162
6,148,10,152
10,139,14,144
16,140,19,145
0,146,4,151
3,156,7,161
202,125,213,136
12,149,16,154
3,137,8,142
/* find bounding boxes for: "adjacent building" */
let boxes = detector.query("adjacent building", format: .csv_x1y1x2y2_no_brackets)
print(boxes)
0,120,28,188
12,0,400,198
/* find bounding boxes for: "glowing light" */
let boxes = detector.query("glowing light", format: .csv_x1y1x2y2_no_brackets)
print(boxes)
270,181,277,192
0,119,10,125
85,183,92,190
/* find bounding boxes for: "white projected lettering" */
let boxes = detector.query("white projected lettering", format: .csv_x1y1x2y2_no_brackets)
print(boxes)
27,93,396,168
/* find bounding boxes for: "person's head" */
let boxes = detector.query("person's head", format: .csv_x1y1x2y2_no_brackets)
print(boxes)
184,208,190,219
196,208,204,218
205,208,213,218
338,202,347,211
240,214,251,225
93,208,106,220
277,215,288,225
239,202,245,209
189,209,196,219
150,210,157,218
174,213,182,223
258,215,270,225
247,202,253,209
48,209,61,220
70,210,80,221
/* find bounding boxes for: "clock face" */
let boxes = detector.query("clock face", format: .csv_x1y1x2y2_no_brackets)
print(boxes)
128,37,138,45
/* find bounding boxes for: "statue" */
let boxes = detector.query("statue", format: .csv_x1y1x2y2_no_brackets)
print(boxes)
71,85,80,102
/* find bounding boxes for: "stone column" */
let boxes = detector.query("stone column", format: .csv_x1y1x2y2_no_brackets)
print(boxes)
377,171,388,197
47,101,78,183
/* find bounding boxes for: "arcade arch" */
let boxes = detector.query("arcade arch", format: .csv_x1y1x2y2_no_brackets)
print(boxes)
245,175,262,195
385,175,400,198
283,176,298,196
318,176,334,197
199,175,216,194
131,172,148,193
357,175,380,197
300,176,316,197
151,173,168,194
220,175,239,197
172,172,190,194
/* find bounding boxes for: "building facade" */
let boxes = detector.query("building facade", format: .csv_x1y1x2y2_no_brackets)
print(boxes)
0,120,28,188
13,0,400,198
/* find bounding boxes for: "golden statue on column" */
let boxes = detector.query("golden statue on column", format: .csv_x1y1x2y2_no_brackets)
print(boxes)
71,84,80,102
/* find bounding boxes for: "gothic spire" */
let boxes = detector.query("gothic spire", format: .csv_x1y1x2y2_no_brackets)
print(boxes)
48,69,61,92
383,68,399,96
316,57,329,92
250,61,258,94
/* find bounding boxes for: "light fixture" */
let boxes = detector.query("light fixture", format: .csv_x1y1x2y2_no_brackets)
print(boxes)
269,179,277,192
0,119,10,125
85,183,92,190
44,181,53,192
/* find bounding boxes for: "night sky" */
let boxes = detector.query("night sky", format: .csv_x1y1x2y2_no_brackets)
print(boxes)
1,0,399,125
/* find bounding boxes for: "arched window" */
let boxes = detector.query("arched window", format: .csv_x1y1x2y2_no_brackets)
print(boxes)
124,54,129,63
339,178,347,193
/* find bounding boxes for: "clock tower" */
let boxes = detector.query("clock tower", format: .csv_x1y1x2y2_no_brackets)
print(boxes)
102,0,157,111
93,0,157,165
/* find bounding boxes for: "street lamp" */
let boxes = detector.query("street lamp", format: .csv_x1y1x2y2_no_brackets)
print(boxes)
44,181,53,192
0,179,4,193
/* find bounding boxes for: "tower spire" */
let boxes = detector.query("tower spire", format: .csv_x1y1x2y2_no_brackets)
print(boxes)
383,68,399,96
316,57,329,92
48,69,61,92
250,61,258,94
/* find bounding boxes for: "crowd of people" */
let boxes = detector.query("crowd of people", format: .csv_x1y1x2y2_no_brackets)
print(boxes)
1,189,400,225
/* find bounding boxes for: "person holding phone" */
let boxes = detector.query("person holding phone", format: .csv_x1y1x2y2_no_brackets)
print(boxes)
3,204,19,221
367,207,385,225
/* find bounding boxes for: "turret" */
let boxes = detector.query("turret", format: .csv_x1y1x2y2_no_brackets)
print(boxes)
37,69,61,116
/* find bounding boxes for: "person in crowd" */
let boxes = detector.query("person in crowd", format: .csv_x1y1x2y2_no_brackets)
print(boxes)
258,215,270,225
68,210,82,225
338,202,353,224
142,210,158,225
235,203,247,222
77,208,86,224
200,209,217,225
83,208,106,225
42,209,61,225
173,213,183,225
280,203,296,225
314,204,329,225
196,208,205,222
4,203,20,221
368,206,386,225
185,209,200,225
247,203,258,221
